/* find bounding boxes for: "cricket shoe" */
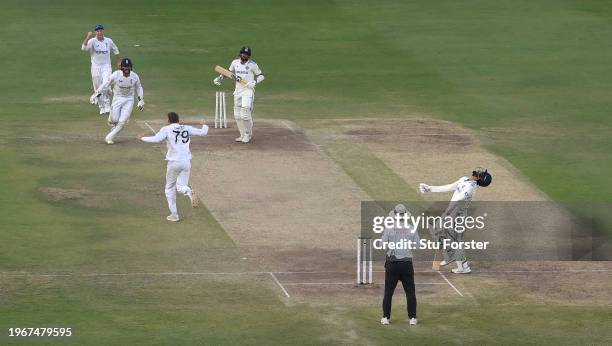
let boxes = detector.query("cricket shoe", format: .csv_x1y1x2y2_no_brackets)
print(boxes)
106,140,114,145
235,135,244,142
99,108,106,115
380,317,390,325
166,214,180,222
190,190,199,208
451,263,471,274
409,318,418,326
241,134,251,143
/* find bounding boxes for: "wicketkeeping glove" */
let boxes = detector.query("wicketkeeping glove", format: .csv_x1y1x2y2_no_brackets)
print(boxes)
137,98,145,111
90,93,100,105
213,76,222,86
418,183,431,193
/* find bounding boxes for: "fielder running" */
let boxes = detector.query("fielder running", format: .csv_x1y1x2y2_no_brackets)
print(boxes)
418,167,492,274
213,46,264,143
139,112,208,222
81,24,120,115
91,58,145,144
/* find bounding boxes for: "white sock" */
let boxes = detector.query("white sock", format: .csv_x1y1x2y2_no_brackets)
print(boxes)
456,261,463,270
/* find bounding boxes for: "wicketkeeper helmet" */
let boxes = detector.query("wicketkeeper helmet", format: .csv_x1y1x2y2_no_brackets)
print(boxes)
473,167,492,187
120,58,133,69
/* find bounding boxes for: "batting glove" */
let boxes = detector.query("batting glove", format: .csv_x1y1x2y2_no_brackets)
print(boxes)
90,93,100,105
137,98,145,111
418,183,431,194
213,76,222,86
246,81,257,89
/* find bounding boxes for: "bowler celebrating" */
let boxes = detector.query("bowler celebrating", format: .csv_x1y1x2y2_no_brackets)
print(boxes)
139,113,208,222
213,46,264,143
81,24,120,115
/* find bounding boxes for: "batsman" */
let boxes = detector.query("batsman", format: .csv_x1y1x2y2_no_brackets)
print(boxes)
213,46,264,143
419,167,492,274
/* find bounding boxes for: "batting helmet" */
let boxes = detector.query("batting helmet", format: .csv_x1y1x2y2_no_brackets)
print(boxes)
472,167,492,187
239,46,252,56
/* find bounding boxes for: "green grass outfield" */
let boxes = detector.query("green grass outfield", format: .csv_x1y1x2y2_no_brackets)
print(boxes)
1,0,611,344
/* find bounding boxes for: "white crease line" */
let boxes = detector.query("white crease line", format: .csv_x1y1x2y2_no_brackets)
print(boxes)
282,282,447,285
347,133,472,137
1,272,270,277
281,120,297,135
3,268,609,278
143,121,156,134
269,272,290,298
438,271,463,297
475,269,612,273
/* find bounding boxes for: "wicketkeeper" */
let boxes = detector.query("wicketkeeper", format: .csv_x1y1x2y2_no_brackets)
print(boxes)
91,58,144,144
213,46,264,143
419,167,492,274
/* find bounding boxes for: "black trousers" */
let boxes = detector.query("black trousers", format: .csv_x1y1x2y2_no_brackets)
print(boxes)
382,260,417,319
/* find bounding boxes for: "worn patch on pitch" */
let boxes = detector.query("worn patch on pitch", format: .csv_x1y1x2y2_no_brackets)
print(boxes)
38,187,107,208
191,120,314,152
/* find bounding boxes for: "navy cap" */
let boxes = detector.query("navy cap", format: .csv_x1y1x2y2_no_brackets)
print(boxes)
94,24,104,31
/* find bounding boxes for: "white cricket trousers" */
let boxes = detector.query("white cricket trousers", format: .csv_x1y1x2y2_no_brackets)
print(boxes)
233,89,255,137
165,160,192,216
91,64,112,110
105,96,134,142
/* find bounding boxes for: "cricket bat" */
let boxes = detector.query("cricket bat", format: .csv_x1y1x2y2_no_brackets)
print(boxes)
432,248,442,271
214,65,248,86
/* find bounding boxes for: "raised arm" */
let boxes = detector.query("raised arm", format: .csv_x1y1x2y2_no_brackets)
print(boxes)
81,32,93,51
141,128,167,143
419,178,462,194
187,120,209,137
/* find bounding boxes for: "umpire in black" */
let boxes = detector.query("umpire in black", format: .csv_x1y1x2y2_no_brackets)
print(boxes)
381,204,419,326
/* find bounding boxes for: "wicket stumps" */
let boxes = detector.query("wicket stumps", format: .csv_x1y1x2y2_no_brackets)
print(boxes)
215,91,227,128
357,237,373,284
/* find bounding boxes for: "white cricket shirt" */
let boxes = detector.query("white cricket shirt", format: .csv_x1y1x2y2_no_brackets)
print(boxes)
141,124,209,161
81,37,119,66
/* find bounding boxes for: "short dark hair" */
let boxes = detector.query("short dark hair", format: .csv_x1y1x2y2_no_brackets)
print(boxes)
168,112,179,123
